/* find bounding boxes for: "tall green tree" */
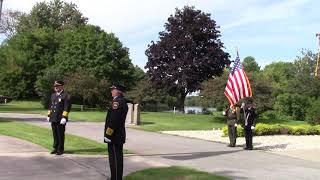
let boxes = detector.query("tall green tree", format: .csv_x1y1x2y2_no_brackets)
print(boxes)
54,25,138,88
288,50,320,98
200,70,229,111
126,76,178,110
145,6,230,112
243,56,260,72
0,28,60,98
262,61,295,97
0,10,24,38
16,0,87,33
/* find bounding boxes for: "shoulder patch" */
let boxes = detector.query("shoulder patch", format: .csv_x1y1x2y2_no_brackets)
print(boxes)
112,102,119,109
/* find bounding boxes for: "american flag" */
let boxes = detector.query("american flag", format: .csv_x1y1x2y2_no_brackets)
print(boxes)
224,52,252,107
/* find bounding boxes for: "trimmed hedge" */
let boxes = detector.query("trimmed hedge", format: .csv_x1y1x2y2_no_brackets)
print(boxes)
222,123,320,137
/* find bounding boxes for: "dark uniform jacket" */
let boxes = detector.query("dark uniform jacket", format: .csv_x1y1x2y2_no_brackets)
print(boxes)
48,91,71,123
239,104,257,127
104,95,128,144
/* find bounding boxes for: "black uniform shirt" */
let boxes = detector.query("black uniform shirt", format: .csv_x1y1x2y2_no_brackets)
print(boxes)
48,91,71,123
104,95,128,144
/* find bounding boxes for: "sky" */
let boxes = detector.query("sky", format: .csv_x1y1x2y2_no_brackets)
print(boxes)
1,0,320,69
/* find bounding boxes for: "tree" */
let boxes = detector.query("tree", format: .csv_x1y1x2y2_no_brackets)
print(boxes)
0,10,24,38
54,25,138,88
64,70,110,109
16,0,87,33
262,62,295,97
243,56,260,72
0,28,60,98
249,72,273,113
0,0,87,99
145,6,230,112
288,50,320,98
35,67,64,108
126,76,178,111
200,70,229,111
306,98,320,125
274,93,310,121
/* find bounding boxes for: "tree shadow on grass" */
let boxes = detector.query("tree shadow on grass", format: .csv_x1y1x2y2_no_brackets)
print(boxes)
139,121,155,125
211,116,226,123
0,119,12,123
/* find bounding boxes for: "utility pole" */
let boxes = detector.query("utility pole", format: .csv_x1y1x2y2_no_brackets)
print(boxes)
315,33,320,78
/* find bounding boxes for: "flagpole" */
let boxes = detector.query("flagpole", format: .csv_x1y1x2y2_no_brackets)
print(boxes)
315,33,320,78
0,0,3,21
235,46,239,57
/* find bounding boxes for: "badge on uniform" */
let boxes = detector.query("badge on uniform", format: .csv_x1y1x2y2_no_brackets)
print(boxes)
112,102,119,109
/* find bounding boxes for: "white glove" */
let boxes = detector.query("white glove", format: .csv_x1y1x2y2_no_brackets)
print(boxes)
234,123,238,127
104,137,111,143
60,118,67,125
222,111,226,116
251,126,255,130
47,117,50,122
241,103,245,108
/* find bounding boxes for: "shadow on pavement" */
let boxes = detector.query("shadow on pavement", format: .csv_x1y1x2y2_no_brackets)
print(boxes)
131,150,242,160
255,143,288,150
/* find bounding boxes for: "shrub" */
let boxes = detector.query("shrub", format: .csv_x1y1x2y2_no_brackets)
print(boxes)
222,125,244,137
222,123,320,137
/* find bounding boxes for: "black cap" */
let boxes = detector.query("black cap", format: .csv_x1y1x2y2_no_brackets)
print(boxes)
110,84,126,92
54,80,64,87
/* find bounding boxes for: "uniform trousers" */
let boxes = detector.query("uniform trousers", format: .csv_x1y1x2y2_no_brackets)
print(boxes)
108,143,124,180
51,122,65,152
244,126,253,148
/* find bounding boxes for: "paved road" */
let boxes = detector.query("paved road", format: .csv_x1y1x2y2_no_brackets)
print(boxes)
1,113,320,180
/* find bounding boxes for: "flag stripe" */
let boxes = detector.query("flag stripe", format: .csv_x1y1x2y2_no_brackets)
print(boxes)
239,69,248,97
230,74,240,102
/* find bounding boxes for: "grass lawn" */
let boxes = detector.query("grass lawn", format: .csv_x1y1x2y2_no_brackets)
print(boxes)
0,101,308,132
0,100,45,114
0,120,107,155
137,112,226,131
124,166,229,180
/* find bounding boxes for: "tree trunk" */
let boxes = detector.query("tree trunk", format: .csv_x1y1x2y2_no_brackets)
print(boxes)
178,93,187,113
82,98,85,111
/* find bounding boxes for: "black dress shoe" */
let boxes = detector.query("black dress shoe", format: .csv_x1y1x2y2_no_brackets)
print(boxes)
56,151,64,155
244,147,253,150
227,144,235,147
50,150,57,154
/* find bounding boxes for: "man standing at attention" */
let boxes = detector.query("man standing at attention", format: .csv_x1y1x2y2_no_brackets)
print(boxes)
47,80,71,155
104,84,128,180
